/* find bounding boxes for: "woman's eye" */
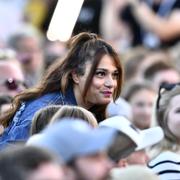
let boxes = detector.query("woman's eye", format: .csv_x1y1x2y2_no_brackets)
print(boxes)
112,72,119,79
95,71,106,77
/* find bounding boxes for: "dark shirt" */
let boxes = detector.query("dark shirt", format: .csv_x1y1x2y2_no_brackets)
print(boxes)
73,0,103,35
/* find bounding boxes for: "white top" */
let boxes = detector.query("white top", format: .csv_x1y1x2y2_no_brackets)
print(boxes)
148,151,180,180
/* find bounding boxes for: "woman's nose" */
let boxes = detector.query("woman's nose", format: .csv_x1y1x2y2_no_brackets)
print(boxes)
104,76,115,88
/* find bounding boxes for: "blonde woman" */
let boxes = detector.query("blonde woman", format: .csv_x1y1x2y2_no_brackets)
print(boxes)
50,105,98,128
148,83,180,180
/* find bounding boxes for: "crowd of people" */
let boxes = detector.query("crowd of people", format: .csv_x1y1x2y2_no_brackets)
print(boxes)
0,0,180,179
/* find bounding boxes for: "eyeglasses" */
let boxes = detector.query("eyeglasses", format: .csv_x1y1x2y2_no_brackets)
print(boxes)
0,78,27,91
156,82,180,109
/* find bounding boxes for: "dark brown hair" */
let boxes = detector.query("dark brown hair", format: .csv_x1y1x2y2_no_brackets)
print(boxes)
1,32,123,126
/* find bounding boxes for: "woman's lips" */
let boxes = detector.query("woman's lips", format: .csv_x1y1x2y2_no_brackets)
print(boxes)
102,91,113,97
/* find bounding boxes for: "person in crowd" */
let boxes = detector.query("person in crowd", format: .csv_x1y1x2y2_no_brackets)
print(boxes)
148,83,180,179
0,32,123,148
143,61,180,91
0,146,64,180
30,105,98,136
30,105,62,135
110,165,160,180
0,49,26,97
122,47,149,83
8,25,45,87
122,82,156,129
50,105,98,128
120,0,180,49
27,118,117,180
99,116,164,167
100,0,132,52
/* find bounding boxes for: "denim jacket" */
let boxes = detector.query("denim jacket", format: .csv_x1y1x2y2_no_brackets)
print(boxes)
0,88,77,149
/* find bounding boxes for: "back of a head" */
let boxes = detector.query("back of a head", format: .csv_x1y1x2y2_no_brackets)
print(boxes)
50,105,98,128
8,24,43,50
100,116,164,162
30,105,62,135
122,81,155,101
0,146,57,180
144,61,175,80
110,166,159,180
27,118,117,164
122,47,149,82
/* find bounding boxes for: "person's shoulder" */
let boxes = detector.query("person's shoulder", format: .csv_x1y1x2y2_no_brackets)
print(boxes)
148,151,180,179
21,92,62,115
27,92,61,105
148,151,180,167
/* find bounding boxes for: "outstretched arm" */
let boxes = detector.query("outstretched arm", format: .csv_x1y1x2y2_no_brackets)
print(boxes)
127,0,180,41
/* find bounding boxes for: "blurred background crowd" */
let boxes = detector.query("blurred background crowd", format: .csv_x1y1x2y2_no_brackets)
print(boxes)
0,0,180,179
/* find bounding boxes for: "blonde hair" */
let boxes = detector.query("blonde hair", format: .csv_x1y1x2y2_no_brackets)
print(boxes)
30,105,62,135
148,85,180,159
50,105,98,128
110,166,159,180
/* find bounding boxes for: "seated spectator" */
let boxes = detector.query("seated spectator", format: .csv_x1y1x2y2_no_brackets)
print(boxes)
27,118,117,180
99,116,164,167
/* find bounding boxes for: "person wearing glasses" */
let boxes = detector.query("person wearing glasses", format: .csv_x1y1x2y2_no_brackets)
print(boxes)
0,32,123,149
148,83,180,180
0,49,26,97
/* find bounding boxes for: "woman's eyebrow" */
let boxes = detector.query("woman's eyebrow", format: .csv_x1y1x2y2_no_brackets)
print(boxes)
96,68,118,72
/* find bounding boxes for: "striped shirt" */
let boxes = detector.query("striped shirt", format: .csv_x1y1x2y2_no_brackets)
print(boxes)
148,151,180,180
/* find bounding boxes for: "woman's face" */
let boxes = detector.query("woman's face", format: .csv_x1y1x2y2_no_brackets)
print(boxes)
129,89,156,129
73,55,119,108
167,94,180,140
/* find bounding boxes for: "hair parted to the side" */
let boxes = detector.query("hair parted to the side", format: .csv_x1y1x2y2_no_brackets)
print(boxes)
30,105,62,135
0,32,123,127
50,105,98,128
149,86,180,159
